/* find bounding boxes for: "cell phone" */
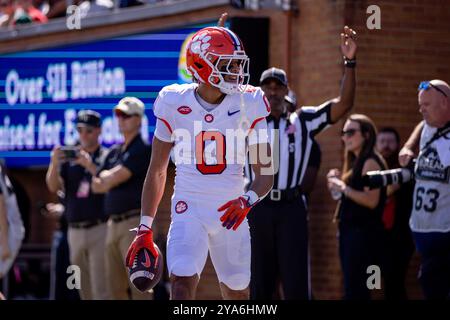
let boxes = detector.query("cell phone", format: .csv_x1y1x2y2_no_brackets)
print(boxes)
60,146,79,160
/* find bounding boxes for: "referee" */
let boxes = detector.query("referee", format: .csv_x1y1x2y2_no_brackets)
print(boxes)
246,25,358,300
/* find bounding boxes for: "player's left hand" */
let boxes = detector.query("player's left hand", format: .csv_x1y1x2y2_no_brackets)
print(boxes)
218,196,252,231
340,26,357,60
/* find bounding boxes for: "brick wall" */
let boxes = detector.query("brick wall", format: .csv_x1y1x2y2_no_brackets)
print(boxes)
6,0,450,300
290,0,450,299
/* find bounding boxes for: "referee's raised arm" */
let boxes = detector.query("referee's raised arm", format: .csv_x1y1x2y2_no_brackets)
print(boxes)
329,26,358,123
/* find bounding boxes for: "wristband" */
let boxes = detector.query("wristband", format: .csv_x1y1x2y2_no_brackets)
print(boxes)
140,216,154,229
344,58,356,68
242,190,260,206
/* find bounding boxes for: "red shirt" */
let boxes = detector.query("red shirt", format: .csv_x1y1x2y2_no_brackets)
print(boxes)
382,196,396,230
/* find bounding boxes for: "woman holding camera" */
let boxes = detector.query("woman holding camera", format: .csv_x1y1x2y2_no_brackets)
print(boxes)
327,114,387,300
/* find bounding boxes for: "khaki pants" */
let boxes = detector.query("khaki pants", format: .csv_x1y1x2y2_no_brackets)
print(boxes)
105,215,153,300
68,222,109,300
0,233,23,279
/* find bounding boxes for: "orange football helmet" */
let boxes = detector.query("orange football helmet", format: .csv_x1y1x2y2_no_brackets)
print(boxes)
186,27,250,94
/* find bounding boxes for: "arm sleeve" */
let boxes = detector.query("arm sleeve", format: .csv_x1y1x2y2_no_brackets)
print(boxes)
248,87,271,127
152,91,174,142
154,118,173,142
300,101,332,135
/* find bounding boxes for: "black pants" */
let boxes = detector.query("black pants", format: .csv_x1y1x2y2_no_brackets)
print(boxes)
413,231,450,300
339,223,383,300
382,229,414,300
248,196,309,300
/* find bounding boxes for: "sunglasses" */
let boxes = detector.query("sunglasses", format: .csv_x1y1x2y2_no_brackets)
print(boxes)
418,81,448,97
115,110,135,119
341,128,360,137
76,127,94,134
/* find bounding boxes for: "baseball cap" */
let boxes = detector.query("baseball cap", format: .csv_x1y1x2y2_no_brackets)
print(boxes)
114,97,145,117
285,89,297,106
76,110,101,128
260,67,288,86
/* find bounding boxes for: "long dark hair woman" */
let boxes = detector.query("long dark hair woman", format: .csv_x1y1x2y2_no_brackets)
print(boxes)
327,114,387,300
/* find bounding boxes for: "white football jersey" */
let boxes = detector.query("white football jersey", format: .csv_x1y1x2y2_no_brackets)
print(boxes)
153,83,270,199
410,123,450,233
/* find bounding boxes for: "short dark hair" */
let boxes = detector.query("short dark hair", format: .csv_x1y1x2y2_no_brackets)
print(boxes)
378,127,400,144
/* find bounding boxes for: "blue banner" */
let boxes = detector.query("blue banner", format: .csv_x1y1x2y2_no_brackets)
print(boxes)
0,23,212,168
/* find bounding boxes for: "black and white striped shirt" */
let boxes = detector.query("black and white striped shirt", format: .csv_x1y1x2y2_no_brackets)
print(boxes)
245,101,332,190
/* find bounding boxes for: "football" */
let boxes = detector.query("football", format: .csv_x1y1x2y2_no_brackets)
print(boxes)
128,244,163,292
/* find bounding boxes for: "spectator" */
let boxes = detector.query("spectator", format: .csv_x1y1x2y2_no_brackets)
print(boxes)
0,0,15,28
91,97,151,300
0,162,25,282
15,0,48,24
71,0,113,18
376,127,415,300
46,110,109,300
327,114,387,300
44,0,68,19
402,80,450,299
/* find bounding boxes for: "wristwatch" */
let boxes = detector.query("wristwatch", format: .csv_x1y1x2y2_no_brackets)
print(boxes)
344,57,356,68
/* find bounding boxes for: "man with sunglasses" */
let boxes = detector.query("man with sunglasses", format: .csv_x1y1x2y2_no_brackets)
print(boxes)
400,79,450,299
91,97,151,300
46,110,109,300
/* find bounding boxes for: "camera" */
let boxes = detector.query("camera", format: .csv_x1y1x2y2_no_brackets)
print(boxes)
362,160,415,189
60,146,79,160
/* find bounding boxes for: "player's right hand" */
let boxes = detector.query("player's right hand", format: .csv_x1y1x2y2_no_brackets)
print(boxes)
125,226,158,268
399,147,415,167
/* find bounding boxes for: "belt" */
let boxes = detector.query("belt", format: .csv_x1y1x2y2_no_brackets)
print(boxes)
69,217,108,229
265,188,302,202
110,209,141,223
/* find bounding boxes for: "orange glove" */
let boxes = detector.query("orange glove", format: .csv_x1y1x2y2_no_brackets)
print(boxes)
218,196,253,231
125,226,158,268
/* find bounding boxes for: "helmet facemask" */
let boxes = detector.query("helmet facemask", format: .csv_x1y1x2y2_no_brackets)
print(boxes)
204,51,250,95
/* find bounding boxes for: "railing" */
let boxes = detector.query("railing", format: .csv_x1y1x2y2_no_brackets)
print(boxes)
0,0,229,43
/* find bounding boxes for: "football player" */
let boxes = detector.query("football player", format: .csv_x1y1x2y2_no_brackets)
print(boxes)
126,25,274,299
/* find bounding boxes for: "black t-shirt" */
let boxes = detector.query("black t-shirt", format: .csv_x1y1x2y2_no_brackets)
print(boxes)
60,146,108,223
339,155,387,228
103,134,151,216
